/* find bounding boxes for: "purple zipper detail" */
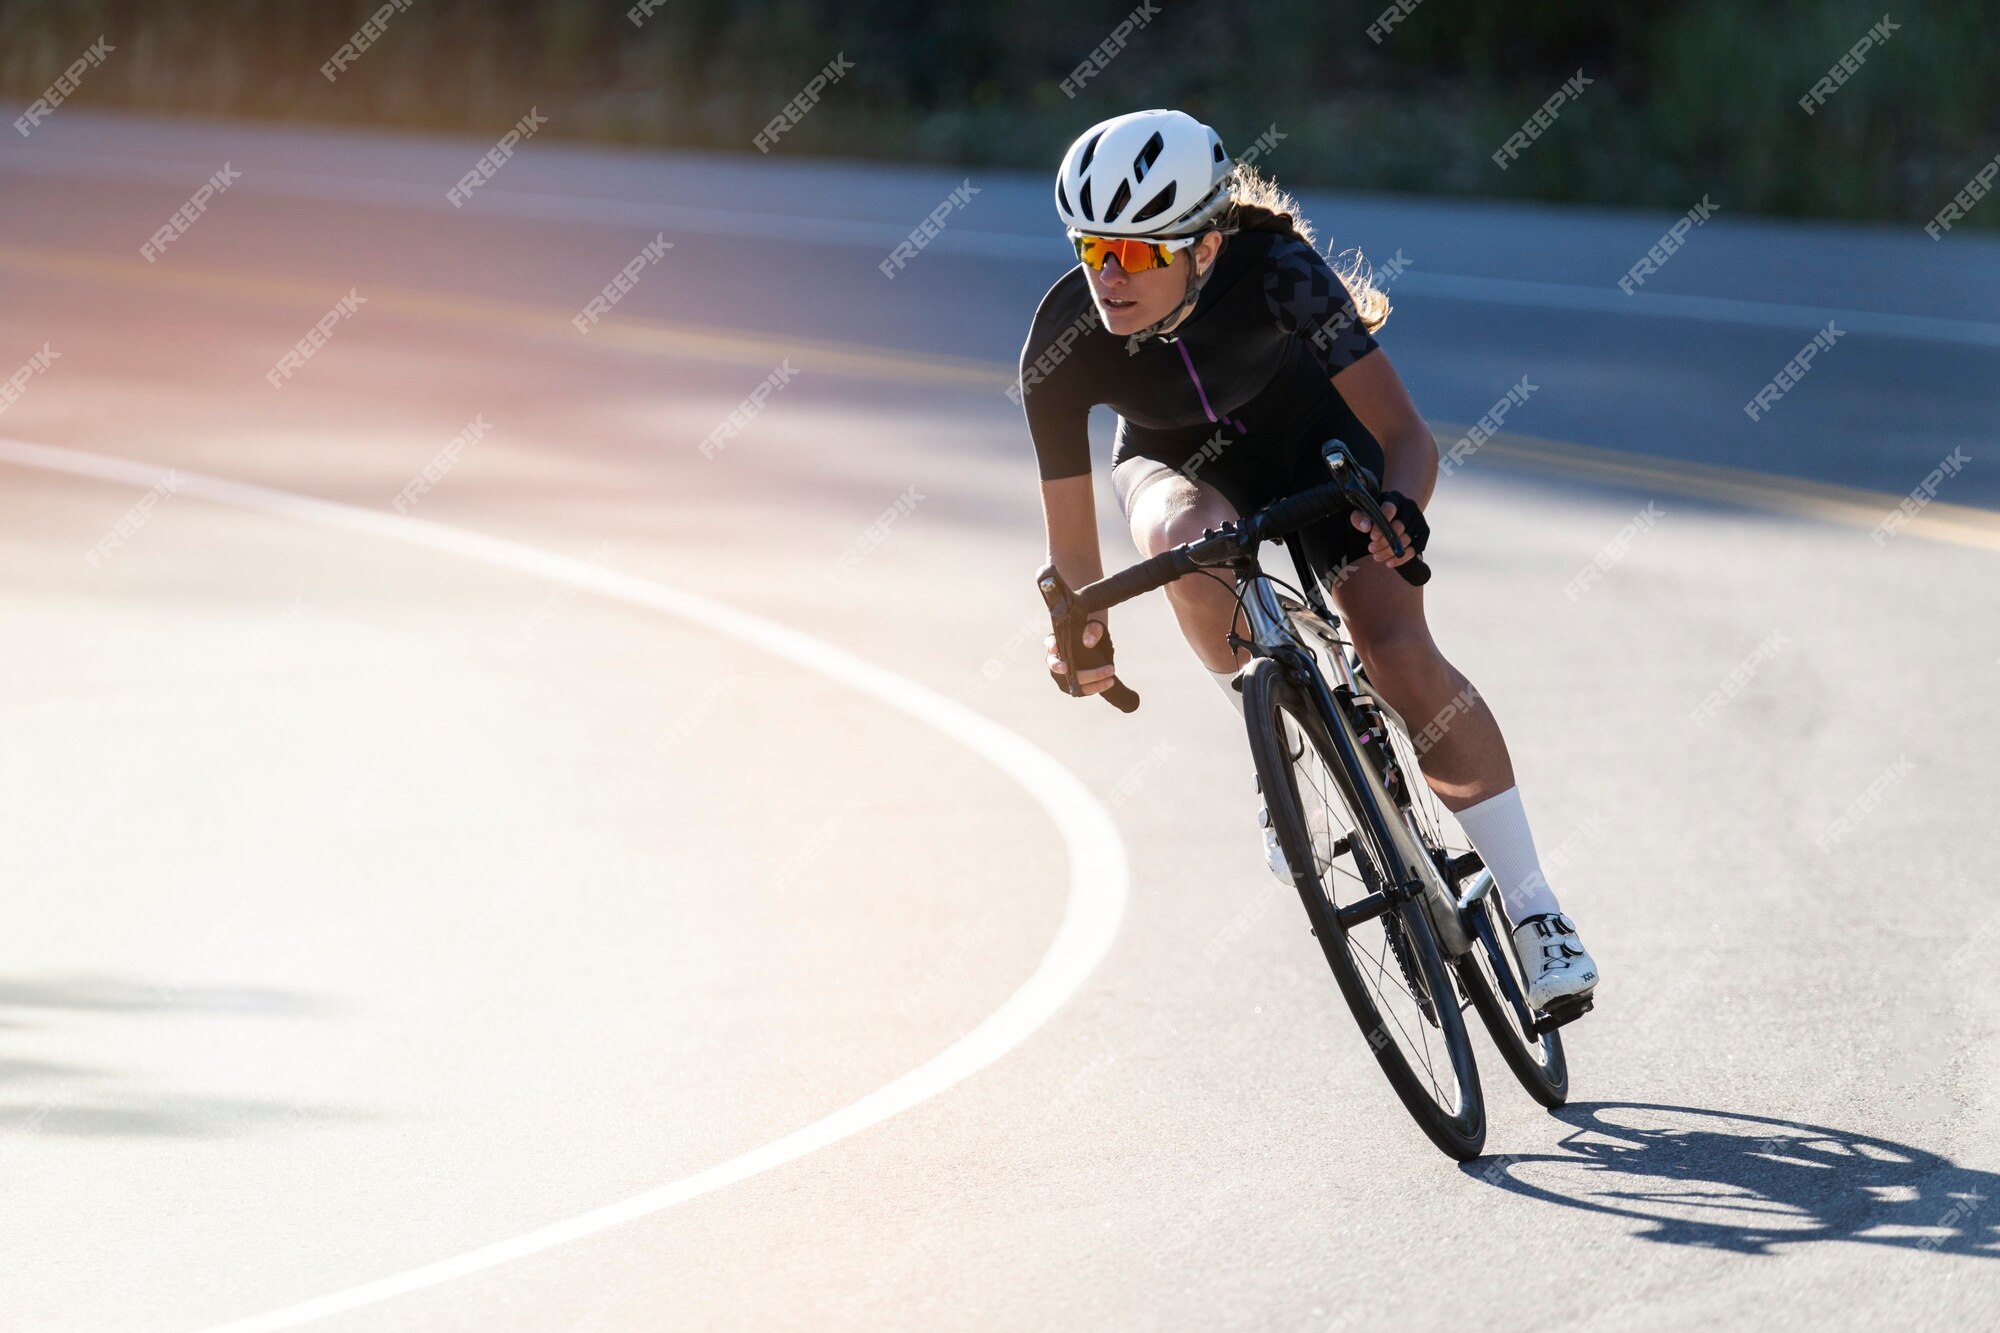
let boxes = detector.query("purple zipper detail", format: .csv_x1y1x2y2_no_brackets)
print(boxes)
1174,341,1249,437
1175,339,1219,422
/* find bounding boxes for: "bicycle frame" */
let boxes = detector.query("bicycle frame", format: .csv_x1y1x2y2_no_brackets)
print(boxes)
1227,540,1477,958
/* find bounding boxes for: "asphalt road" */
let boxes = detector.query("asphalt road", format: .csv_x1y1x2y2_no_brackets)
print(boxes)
1,109,1997,1331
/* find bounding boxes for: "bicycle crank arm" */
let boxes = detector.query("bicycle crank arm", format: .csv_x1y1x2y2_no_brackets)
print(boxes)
1454,866,1495,915
1334,890,1392,931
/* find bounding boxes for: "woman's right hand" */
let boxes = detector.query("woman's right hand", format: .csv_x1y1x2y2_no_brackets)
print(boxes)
1046,616,1117,696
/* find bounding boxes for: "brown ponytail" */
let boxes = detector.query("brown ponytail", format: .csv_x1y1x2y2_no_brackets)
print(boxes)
1223,162,1391,334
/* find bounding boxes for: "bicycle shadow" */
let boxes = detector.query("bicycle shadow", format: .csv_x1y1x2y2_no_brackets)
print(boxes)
0,974,359,1140
1466,1102,1998,1257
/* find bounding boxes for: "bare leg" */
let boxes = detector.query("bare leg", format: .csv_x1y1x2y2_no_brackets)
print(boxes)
1119,465,1250,675
1324,552,1512,814
1325,551,1571,924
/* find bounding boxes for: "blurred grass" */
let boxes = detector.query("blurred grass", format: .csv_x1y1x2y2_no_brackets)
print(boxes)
3,0,1995,228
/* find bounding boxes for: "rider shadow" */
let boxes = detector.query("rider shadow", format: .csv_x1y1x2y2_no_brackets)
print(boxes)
1467,1102,1998,1258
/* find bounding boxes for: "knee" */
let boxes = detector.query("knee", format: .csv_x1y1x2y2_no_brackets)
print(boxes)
1155,504,1218,553
1133,484,1231,559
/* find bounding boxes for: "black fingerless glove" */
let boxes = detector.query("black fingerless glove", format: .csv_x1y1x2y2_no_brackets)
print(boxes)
1376,490,1430,554
1049,617,1114,694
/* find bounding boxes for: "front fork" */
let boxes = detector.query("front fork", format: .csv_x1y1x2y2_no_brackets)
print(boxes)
1255,649,1471,959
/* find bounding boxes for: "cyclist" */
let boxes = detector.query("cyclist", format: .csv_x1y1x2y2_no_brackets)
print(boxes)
1023,109,1597,1010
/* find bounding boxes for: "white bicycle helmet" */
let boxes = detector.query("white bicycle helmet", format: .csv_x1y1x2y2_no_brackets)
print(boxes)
1055,109,1234,239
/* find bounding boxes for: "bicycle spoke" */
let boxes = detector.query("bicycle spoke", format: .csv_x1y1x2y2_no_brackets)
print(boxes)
1278,696,1464,1112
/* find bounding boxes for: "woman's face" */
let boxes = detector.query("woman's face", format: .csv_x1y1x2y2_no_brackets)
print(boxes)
1083,232,1223,335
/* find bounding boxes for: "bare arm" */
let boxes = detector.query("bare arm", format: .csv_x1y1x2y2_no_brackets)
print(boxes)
1038,473,1105,590
1331,347,1436,565
1333,347,1436,505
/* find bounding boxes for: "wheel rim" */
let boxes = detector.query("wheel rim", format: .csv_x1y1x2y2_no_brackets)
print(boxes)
1362,664,1564,1079
1271,689,1473,1122
1468,894,1562,1075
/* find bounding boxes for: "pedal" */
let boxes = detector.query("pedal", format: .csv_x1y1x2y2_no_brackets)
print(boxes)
1530,994,1594,1035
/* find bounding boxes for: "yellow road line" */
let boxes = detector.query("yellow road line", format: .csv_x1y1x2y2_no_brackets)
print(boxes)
3,242,1991,550
0,242,1015,391
1430,422,2000,553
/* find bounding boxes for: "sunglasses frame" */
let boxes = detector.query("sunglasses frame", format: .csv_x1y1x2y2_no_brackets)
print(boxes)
1068,230,1201,273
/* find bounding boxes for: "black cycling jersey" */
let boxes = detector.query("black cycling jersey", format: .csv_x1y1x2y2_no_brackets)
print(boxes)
1017,225,1384,498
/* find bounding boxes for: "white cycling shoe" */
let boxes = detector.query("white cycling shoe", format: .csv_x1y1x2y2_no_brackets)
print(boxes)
1512,912,1599,1010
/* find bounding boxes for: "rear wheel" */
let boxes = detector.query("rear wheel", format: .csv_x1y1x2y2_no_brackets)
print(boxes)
1241,655,1485,1161
1349,659,1570,1108
1455,889,1568,1106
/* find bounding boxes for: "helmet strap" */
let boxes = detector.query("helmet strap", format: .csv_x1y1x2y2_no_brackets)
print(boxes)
1122,235,1222,354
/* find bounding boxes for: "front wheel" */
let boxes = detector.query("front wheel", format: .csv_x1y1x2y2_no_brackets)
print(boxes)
1242,655,1485,1161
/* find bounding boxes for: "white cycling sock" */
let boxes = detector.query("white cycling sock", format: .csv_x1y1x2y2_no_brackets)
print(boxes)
1453,785,1562,921
1208,665,1245,718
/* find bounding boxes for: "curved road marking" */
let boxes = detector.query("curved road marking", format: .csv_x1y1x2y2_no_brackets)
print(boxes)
0,436,1130,1332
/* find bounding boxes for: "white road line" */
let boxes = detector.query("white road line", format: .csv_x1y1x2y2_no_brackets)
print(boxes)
0,435,1130,1332
1388,271,2000,349
0,147,1053,257
7,147,1998,347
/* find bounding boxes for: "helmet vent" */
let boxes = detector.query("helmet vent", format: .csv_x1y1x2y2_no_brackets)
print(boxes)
1104,178,1132,223
1130,181,1178,224
1057,180,1072,216
1134,131,1165,181
1077,130,1104,176
1078,177,1094,220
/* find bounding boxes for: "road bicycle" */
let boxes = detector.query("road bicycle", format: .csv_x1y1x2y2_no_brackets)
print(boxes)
1038,441,1589,1160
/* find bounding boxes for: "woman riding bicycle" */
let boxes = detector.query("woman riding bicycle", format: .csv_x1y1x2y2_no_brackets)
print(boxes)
1023,108,1598,1010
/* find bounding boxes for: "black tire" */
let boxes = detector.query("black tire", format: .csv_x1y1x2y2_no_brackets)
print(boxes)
1453,890,1569,1108
1340,657,1571,1109
1241,655,1485,1161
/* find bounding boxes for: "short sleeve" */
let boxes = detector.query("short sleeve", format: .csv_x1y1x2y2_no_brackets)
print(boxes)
1021,370,1093,480
1018,284,1101,481
1261,236,1380,378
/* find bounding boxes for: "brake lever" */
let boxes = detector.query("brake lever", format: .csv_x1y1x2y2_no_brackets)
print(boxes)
1035,564,1081,699
1350,488,1408,559
1035,563,1140,711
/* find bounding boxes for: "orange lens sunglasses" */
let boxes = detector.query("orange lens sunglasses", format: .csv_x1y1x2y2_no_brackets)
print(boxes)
1070,232,1197,273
